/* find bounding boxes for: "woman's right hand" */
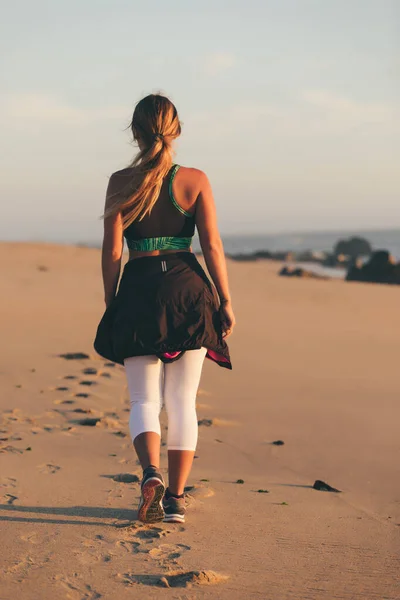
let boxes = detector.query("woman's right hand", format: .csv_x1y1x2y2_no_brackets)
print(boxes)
220,301,236,338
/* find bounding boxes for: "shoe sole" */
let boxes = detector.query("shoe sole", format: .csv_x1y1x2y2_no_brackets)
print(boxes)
138,477,165,523
163,512,185,523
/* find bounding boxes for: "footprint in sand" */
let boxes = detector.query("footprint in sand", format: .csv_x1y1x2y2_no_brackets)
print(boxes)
79,381,98,387
0,445,24,454
112,431,127,438
3,493,18,505
55,574,101,599
55,386,69,392
31,424,60,434
5,554,51,583
114,522,175,539
75,393,90,398
54,399,75,405
0,476,17,490
75,534,114,566
82,368,98,375
73,417,101,427
104,473,139,483
64,375,77,380
118,569,228,589
37,463,61,475
184,483,215,501
148,543,191,562
115,539,142,554
20,531,51,545
198,418,238,427
58,352,90,360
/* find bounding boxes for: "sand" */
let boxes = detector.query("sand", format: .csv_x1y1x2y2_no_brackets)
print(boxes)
0,242,399,599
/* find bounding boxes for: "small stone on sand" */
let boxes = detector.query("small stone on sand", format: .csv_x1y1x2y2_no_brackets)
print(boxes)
313,480,341,493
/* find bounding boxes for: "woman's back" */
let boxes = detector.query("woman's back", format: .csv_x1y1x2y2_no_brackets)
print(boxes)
108,164,204,254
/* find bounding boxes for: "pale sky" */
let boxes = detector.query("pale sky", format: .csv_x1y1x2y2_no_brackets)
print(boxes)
0,0,398,243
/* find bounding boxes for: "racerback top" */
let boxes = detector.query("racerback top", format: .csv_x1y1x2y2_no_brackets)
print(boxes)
123,164,195,251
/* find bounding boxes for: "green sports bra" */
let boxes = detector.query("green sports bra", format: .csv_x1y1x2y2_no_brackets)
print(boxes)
124,165,195,252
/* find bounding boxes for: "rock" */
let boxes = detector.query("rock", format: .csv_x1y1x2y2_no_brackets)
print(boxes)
236,479,245,484
334,237,372,260
272,440,285,446
313,479,341,493
279,266,327,279
346,250,400,284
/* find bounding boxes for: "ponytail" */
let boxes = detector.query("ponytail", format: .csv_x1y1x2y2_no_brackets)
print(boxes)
104,94,181,227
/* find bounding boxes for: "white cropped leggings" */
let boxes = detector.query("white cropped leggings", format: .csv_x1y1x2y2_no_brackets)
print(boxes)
124,348,207,451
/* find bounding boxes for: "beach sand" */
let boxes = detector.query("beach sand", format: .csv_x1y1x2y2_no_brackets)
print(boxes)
1,242,399,599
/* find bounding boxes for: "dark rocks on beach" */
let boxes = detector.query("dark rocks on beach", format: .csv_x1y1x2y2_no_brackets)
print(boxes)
279,266,328,280
59,352,90,360
236,479,245,484
272,440,285,446
228,250,292,262
346,250,400,285
334,236,372,260
80,380,97,386
313,480,341,493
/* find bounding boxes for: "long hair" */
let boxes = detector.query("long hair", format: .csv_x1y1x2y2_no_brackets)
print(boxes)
104,94,181,227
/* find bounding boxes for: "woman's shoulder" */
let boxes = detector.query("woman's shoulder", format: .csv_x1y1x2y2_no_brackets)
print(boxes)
177,165,206,178
176,165,209,189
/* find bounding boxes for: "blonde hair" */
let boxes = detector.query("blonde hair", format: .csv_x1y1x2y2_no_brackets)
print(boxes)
104,94,181,227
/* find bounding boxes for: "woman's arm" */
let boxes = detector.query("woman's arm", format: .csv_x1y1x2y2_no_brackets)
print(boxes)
102,175,124,308
195,171,236,337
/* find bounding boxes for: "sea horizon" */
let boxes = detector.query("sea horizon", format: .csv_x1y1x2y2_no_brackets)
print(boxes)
4,227,399,259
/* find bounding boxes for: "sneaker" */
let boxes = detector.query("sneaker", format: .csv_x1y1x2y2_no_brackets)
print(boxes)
137,466,165,523
163,492,186,523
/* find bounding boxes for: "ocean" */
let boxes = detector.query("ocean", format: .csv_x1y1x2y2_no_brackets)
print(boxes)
209,229,400,260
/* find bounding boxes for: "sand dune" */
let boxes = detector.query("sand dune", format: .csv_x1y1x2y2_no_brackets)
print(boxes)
0,242,399,599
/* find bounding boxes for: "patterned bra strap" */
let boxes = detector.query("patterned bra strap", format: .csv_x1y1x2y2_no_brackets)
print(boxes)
126,236,193,252
169,165,193,218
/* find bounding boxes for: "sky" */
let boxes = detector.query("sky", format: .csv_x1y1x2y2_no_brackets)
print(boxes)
0,0,399,244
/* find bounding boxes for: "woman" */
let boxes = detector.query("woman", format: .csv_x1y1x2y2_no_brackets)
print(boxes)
94,93,235,525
